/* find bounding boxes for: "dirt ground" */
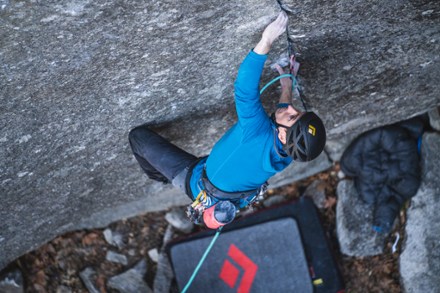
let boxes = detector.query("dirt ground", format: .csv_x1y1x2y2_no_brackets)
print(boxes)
10,165,403,292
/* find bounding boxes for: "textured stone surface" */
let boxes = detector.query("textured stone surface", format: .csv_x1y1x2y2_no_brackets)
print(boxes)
269,151,333,188
148,248,159,263
324,134,357,162
107,259,151,293
303,179,327,209
56,285,72,293
105,251,128,265
428,107,440,131
400,133,440,293
153,225,175,293
165,208,194,234
0,268,24,293
262,194,287,208
336,180,387,256
1,0,439,269
79,267,99,293
103,229,125,249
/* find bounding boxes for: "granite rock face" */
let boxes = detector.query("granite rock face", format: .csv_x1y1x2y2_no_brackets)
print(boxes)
428,107,440,131
400,133,440,293
0,268,24,293
269,151,332,188
336,180,387,256
1,0,439,269
107,260,152,293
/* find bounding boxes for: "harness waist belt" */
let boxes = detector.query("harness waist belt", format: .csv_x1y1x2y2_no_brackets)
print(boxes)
185,156,208,200
201,168,262,200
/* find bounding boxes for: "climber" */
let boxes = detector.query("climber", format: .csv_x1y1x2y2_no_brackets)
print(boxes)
128,12,326,229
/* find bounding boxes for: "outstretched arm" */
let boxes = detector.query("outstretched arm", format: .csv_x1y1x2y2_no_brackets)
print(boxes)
234,12,289,129
254,12,288,55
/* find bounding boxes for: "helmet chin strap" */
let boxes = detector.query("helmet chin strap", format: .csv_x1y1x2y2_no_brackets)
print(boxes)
271,112,291,130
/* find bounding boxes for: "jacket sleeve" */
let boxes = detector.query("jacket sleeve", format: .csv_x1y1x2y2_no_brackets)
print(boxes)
234,50,268,130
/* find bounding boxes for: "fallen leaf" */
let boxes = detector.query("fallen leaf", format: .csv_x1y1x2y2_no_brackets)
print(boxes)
34,283,47,293
35,270,47,287
82,233,100,246
324,196,337,209
96,274,107,293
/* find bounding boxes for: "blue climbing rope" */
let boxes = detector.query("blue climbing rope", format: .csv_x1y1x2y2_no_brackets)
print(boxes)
260,73,298,95
181,226,224,293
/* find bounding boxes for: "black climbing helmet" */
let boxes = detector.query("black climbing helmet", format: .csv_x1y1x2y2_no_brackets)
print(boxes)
283,112,326,162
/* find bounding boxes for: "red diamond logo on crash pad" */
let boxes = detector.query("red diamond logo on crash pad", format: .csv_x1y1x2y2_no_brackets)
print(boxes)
219,244,258,293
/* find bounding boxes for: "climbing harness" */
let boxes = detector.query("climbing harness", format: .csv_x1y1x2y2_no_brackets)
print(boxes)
201,168,266,200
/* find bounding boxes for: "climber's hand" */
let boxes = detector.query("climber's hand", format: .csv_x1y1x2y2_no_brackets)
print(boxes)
275,63,292,90
261,12,288,46
254,12,288,55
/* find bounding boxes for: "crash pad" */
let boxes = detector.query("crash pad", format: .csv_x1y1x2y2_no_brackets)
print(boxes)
168,197,344,293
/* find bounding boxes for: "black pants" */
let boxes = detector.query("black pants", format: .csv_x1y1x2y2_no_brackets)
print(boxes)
128,124,198,190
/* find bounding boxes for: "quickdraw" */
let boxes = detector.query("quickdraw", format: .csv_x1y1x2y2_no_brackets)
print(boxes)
185,190,207,224
277,0,309,112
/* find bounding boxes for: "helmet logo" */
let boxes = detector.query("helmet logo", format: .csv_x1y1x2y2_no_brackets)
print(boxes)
308,125,316,136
